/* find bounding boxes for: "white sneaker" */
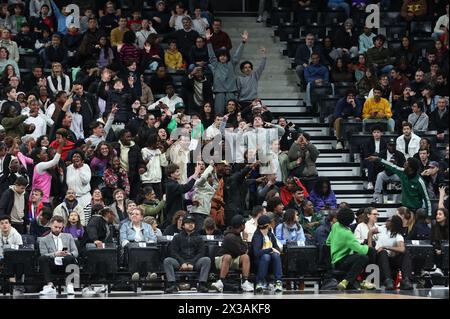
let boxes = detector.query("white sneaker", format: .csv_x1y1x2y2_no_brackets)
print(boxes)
93,285,107,294
81,287,96,297
39,284,56,295
257,15,263,23
131,272,140,281
430,268,444,276
366,182,374,190
66,284,75,295
335,141,344,150
146,272,158,280
241,280,254,292
211,279,224,292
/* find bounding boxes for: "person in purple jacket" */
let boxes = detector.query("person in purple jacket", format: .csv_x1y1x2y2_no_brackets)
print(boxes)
309,177,337,211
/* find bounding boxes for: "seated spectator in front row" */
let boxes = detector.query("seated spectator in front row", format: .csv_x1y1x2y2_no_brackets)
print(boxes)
211,215,254,292
163,215,211,294
252,215,283,293
275,209,306,246
369,215,413,290
86,207,117,248
326,208,376,290
38,216,78,295
0,215,23,260
120,207,157,281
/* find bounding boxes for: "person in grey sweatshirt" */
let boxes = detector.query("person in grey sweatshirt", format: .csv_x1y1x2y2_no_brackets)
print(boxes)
237,47,267,108
205,29,248,115
407,101,429,132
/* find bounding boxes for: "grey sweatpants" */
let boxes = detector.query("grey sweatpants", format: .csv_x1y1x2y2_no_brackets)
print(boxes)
163,257,211,283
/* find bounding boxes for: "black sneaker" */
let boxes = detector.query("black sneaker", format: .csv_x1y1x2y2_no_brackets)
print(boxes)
384,279,394,290
197,282,209,293
400,278,413,290
164,283,178,294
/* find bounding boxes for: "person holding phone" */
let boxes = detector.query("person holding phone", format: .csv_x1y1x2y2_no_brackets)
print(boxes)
38,215,78,295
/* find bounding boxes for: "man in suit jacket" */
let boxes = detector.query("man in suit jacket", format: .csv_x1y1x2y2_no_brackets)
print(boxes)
38,215,78,295
362,126,387,189
372,138,406,204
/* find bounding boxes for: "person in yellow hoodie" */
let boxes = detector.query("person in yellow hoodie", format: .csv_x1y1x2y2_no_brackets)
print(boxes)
164,40,184,70
362,85,395,133
401,0,427,21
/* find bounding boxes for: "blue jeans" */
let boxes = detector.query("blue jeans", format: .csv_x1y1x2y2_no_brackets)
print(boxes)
328,2,350,18
256,253,283,283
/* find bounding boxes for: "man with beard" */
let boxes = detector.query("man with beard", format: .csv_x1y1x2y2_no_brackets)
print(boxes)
38,215,78,295
367,154,431,216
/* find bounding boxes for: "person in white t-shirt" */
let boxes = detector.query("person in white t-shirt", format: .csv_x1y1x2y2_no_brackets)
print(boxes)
368,215,413,290
354,207,379,244
192,8,209,36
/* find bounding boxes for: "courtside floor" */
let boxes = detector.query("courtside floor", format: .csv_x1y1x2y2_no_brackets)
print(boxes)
1,287,448,299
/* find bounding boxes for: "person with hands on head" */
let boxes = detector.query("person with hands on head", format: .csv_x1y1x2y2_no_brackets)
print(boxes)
163,214,211,293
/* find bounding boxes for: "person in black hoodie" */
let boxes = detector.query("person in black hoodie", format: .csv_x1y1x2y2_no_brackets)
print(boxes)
72,81,99,134
182,66,213,114
97,77,137,129
0,176,29,234
164,163,201,227
211,215,254,292
113,129,143,200
251,214,283,293
163,215,211,293
86,207,117,246
14,23,35,51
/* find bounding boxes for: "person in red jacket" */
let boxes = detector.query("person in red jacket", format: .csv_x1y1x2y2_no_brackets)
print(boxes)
280,176,309,206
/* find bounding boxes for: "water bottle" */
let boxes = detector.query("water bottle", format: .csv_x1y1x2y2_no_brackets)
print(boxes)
395,271,402,289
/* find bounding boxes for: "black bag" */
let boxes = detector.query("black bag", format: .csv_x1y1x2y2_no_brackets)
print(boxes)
320,278,338,291
223,279,243,293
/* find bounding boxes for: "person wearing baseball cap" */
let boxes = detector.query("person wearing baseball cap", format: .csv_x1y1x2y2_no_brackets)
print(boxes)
163,214,211,294
211,215,254,292
251,214,283,293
